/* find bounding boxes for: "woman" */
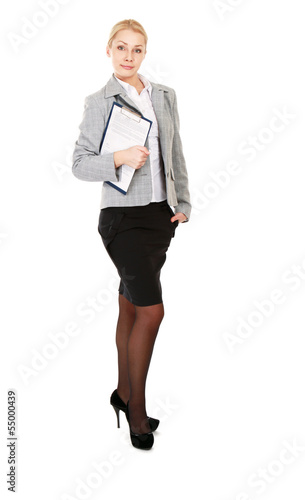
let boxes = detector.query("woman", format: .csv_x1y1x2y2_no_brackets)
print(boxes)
72,19,191,450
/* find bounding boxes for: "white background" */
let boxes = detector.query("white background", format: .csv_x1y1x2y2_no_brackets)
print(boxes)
1,1,305,499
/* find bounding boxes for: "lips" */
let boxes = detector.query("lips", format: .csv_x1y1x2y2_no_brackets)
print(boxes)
121,65,134,70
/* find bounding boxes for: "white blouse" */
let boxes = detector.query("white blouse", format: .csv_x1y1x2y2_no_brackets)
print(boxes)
114,73,167,202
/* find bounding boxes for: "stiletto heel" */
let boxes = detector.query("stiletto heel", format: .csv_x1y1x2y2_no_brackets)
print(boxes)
112,405,120,428
110,390,125,428
126,402,154,450
110,389,160,432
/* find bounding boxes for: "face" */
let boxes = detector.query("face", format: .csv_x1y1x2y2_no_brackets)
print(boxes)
106,29,146,82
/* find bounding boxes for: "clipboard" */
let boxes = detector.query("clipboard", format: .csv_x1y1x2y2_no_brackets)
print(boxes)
100,102,152,195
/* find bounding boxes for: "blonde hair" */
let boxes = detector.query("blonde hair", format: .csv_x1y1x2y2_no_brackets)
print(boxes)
107,19,148,48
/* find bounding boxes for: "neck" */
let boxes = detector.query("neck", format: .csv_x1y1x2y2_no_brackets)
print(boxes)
115,72,143,89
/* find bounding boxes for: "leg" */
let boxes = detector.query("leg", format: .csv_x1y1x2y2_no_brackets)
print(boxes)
127,302,164,434
115,293,136,404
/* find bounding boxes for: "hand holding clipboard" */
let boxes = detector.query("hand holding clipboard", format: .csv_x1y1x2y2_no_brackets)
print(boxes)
100,102,152,195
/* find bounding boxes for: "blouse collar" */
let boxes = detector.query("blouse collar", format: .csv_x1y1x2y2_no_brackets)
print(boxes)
114,73,152,97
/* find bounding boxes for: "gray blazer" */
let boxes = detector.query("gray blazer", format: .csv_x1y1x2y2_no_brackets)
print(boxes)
72,74,191,220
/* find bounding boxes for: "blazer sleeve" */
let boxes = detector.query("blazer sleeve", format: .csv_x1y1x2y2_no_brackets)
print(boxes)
72,94,119,182
171,90,192,221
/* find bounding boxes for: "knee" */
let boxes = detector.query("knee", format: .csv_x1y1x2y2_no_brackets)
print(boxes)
136,303,164,329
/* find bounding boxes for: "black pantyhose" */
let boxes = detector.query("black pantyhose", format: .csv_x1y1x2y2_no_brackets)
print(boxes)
115,294,164,434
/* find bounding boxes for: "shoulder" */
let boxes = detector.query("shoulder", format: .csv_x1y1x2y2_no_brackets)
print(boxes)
80,82,117,123
84,84,109,108
151,81,175,94
150,81,177,105
83,75,118,108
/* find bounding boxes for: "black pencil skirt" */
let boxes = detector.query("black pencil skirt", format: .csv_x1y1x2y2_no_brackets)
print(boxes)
98,200,178,306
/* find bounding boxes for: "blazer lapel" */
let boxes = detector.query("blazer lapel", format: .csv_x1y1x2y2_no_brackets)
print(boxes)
104,75,168,165
104,74,143,115
150,83,164,127
151,83,168,166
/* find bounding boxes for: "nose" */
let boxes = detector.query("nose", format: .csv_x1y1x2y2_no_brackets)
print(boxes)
124,50,134,62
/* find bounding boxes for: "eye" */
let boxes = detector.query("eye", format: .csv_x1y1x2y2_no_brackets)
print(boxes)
117,45,125,50
135,49,142,53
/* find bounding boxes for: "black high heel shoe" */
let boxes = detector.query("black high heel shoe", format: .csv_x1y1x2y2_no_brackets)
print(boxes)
126,402,154,450
110,390,159,431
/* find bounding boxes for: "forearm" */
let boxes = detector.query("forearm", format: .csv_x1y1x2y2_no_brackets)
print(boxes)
72,148,119,182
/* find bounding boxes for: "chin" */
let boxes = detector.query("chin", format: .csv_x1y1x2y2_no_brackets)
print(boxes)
117,70,137,79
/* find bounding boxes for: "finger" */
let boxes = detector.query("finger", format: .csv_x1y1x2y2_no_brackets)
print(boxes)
137,146,150,155
175,212,187,222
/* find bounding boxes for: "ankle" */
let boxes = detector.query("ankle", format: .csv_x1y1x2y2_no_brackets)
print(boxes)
117,387,129,405
127,400,150,432
128,397,146,413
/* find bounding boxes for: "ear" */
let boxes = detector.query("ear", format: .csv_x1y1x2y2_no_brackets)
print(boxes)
106,45,111,58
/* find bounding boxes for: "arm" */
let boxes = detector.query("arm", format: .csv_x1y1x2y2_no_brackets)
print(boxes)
72,95,150,181
171,90,192,222
72,94,120,182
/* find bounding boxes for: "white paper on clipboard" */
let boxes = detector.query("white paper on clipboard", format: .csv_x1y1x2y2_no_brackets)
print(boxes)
100,102,152,194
